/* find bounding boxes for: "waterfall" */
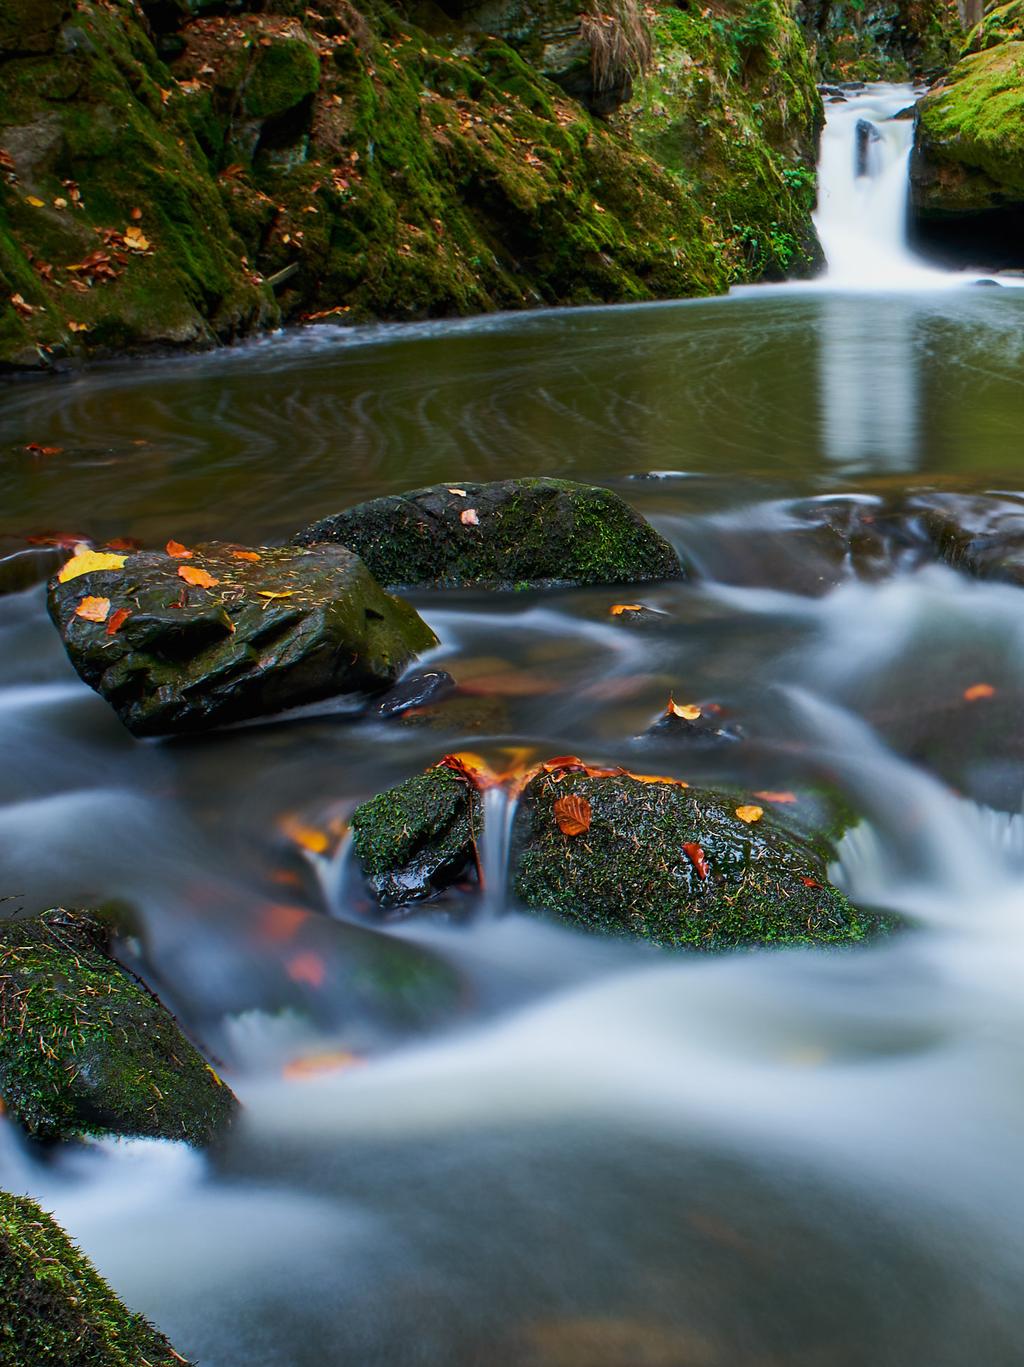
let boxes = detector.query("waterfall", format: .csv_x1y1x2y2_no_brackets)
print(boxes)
813,84,940,287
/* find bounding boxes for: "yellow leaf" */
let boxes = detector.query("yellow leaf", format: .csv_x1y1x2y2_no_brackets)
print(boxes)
258,589,295,599
124,225,151,251
667,698,702,721
26,196,44,208
58,548,128,583
609,604,643,616
74,595,111,623
735,805,764,825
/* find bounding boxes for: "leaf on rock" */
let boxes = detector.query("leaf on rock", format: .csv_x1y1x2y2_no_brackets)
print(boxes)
231,549,261,562
106,607,130,635
258,589,295,599
460,508,480,526
801,876,822,889
58,548,127,583
963,683,995,702
437,752,498,789
682,841,709,879
609,604,643,615
667,697,702,720
734,805,764,824
553,793,591,836
448,487,467,497
166,539,192,558
178,564,219,588
124,225,151,252
74,595,111,623
104,537,142,552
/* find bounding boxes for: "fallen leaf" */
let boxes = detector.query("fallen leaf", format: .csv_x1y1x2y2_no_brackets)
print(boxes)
74,595,110,623
104,536,142,551
130,206,143,221
735,805,764,824
682,842,709,879
964,682,995,702
609,604,643,615
667,697,702,721
10,294,35,318
257,589,295,599
286,952,325,988
553,793,591,836
460,508,480,526
24,443,62,456
165,539,192,558
753,790,797,804
67,321,91,333
230,549,261,562
801,876,822,889
437,752,499,789
0,150,14,172
283,1050,363,1081
25,196,44,208
124,225,151,252
178,564,219,588
58,547,128,583
106,607,130,635
448,487,467,496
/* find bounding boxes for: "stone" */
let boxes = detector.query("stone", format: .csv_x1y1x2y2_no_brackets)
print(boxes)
512,766,885,949
0,1192,192,1366
47,541,437,737
0,909,237,1145
293,479,683,590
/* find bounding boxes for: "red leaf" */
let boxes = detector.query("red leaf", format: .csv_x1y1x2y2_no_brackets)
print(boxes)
166,539,193,558
683,842,709,879
106,607,130,635
553,793,591,836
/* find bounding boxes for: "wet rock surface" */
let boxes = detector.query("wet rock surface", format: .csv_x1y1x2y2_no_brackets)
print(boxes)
512,768,883,949
0,1190,192,1366
351,764,482,908
0,908,237,1145
47,541,437,736
294,479,683,590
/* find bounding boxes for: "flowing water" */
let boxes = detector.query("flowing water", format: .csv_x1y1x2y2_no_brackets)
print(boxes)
5,85,1024,1366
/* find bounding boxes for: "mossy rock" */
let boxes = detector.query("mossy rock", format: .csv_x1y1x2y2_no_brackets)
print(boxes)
351,765,483,907
512,769,887,949
243,34,321,121
294,479,683,590
47,541,437,736
0,1191,191,1366
961,0,1024,54
0,0,70,56
912,42,1024,215
0,909,237,1145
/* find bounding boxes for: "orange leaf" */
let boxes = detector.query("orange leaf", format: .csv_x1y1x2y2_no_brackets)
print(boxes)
735,805,764,824
106,607,130,635
542,755,589,775
460,508,480,526
963,683,995,702
178,565,219,588
801,876,822,889
75,595,110,623
166,539,192,558
667,697,702,721
609,604,643,615
682,842,709,879
231,549,261,562
437,752,498,789
753,790,797,804
24,443,62,456
553,793,591,836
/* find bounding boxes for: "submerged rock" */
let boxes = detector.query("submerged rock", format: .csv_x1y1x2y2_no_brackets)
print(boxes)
351,764,483,908
512,767,882,949
0,909,236,1145
47,541,437,736
0,1191,192,1366
294,479,683,590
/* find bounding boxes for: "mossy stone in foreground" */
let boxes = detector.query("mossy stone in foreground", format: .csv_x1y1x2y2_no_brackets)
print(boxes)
0,1191,191,1366
294,479,683,590
513,772,884,949
0,910,236,1145
47,541,437,736
351,766,482,908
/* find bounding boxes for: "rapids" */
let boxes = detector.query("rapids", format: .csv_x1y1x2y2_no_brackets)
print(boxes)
4,85,1024,1367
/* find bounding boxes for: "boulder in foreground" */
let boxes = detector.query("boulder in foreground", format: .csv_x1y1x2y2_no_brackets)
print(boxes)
512,765,883,949
293,479,683,590
0,1190,192,1366
0,909,237,1145
47,541,437,736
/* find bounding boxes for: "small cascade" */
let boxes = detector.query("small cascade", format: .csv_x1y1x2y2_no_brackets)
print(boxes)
478,785,518,917
814,84,940,286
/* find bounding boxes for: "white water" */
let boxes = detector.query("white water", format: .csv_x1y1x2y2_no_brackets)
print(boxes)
813,84,953,288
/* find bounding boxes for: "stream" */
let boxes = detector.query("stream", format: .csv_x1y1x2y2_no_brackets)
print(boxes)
4,84,1024,1366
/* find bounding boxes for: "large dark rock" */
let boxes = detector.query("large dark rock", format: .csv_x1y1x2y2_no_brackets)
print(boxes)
512,765,884,949
47,541,437,736
0,909,237,1145
0,1191,192,1366
910,490,1024,582
0,0,70,55
351,764,483,907
294,479,683,590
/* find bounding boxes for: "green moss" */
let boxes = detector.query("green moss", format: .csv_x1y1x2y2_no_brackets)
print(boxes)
512,772,889,949
0,909,237,1145
294,478,683,589
808,0,958,80
243,35,321,120
0,1192,190,1366
351,766,483,906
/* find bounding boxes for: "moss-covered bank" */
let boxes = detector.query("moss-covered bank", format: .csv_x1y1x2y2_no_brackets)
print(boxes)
0,1191,192,1366
800,0,959,81
1,0,831,371
0,908,236,1145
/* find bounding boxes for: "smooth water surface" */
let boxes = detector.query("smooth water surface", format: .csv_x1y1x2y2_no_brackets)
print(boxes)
5,281,1024,1364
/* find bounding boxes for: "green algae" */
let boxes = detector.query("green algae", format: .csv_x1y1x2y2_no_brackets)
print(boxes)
0,1191,191,1367
0,909,236,1145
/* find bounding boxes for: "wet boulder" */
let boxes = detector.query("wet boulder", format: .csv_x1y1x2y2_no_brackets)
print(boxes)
351,764,483,908
47,541,438,736
0,1192,192,1366
910,490,1024,582
0,0,70,55
512,767,883,949
0,909,237,1145
293,479,683,590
